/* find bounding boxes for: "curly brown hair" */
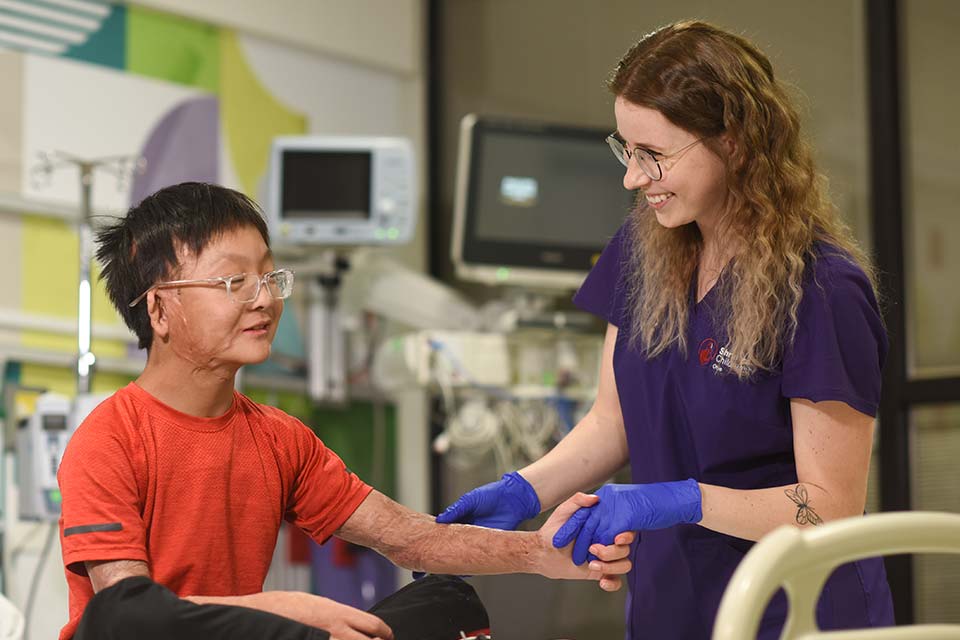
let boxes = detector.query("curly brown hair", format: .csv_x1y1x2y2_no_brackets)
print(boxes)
610,20,878,377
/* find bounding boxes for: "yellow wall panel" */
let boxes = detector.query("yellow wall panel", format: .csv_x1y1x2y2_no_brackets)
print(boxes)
20,215,127,359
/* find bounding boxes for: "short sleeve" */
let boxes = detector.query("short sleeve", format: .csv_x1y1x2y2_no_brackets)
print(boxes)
58,414,149,576
573,222,631,327
781,253,888,417
283,420,373,544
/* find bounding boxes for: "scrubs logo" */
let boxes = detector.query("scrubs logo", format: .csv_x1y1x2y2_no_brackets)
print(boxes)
710,345,756,376
698,338,718,366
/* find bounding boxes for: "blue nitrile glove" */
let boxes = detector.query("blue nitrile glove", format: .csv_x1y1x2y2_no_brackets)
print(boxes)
414,472,541,580
436,471,541,529
552,480,702,566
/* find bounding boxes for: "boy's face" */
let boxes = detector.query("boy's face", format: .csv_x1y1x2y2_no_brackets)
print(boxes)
152,225,282,370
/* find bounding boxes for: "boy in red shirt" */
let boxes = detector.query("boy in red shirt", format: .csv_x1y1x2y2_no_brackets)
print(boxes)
58,182,633,640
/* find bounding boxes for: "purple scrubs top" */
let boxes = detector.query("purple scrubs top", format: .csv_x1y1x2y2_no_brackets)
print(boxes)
573,222,895,639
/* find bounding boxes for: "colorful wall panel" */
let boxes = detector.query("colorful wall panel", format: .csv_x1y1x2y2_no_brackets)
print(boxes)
0,51,22,348
0,2,409,397
0,51,21,193
220,30,305,196
22,53,204,211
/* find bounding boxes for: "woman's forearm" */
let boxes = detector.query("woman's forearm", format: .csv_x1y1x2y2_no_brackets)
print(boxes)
698,481,865,542
521,322,629,511
520,408,629,511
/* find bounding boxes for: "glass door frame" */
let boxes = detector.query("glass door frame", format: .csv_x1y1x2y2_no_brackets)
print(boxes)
867,0,960,624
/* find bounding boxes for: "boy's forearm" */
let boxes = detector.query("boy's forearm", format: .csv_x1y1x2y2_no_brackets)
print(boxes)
186,592,270,607
186,589,394,638
337,490,547,575
363,505,545,575
185,591,298,618
338,490,626,586
409,525,544,575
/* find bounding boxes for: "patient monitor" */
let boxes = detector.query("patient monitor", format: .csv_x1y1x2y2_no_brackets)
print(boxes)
266,136,416,246
16,392,109,521
264,135,435,403
452,114,632,290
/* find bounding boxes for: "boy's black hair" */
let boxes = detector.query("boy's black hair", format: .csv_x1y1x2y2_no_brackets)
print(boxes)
96,182,270,350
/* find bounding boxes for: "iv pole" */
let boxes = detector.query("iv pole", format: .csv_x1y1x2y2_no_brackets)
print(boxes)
77,160,96,393
3,153,144,639
32,152,144,393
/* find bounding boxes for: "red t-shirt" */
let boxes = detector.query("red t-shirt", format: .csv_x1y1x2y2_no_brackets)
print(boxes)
57,383,372,640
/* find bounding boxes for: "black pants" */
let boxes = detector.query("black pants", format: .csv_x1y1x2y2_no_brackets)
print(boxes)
75,574,489,640
75,577,329,640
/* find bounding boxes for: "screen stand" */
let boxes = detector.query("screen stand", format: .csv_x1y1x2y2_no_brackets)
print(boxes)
484,288,596,333
307,251,351,404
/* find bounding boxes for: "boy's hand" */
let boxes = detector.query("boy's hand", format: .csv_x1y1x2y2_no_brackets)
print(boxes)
285,593,392,640
536,492,635,591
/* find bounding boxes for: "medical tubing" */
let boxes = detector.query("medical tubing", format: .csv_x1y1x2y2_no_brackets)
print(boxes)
22,522,57,640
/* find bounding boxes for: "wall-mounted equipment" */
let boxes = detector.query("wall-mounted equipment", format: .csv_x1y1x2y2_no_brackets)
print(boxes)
267,136,416,247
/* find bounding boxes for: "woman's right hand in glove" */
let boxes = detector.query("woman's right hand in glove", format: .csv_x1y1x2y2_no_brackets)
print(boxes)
435,471,541,530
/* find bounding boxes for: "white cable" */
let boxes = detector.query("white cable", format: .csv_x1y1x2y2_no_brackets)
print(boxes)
446,400,499,452
22,522,56,640
7,522,48,559
496,399,559,465
429,338,569,474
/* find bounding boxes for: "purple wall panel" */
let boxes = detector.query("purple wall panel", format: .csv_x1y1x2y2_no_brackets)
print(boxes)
130,95,219,205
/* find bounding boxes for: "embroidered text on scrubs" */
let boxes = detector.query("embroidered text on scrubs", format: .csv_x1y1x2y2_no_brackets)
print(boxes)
709,344,756,376
784,485,823,526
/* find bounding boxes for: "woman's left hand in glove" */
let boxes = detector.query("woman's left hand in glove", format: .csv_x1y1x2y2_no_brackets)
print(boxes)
551,480,703,565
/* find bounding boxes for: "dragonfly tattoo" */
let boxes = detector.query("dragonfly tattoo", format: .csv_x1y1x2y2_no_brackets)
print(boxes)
784,484,823,526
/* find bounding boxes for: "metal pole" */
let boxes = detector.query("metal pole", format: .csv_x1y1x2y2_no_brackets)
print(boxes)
31,152,141,393
77,163,95,394
307,251,349,404
865,0,914,623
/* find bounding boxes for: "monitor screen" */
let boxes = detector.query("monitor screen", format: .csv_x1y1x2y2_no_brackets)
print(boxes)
472,131,628,248
455,116,633,284
280,150,372,220
42,414,68,431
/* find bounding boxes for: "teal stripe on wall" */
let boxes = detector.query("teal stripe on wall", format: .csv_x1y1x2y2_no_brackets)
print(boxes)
63,3,124,69
0,0,119,65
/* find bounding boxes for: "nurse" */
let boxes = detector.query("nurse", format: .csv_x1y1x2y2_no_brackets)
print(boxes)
438,20,895,638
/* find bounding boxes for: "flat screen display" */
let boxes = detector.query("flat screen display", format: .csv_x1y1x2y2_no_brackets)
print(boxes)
471,130,630,250
42,414,68,431
458,119,633,276
280,150,372,219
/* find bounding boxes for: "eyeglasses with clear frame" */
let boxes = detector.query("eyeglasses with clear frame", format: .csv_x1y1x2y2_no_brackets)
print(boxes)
605,133,705,181
127,268,295,308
